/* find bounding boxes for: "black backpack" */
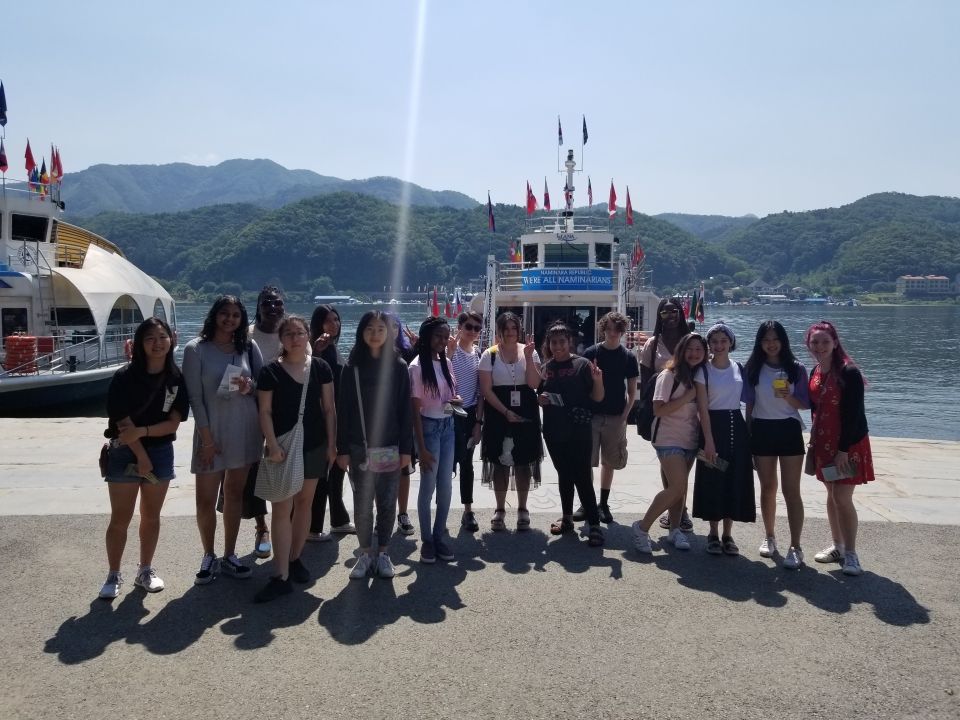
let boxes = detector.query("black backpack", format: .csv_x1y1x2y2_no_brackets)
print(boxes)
636,371,680,441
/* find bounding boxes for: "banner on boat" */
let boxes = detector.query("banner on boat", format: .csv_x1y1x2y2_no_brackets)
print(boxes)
520,268,613,291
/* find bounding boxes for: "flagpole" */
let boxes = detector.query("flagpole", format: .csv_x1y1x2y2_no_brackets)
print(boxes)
557,115,561,174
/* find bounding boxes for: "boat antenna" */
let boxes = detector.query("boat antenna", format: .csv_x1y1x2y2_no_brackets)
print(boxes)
564,149,576,211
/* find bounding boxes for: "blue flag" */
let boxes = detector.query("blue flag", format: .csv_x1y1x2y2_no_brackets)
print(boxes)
0,82,7,127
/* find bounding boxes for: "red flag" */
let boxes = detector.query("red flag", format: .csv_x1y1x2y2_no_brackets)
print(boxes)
543,178,551,212
0,139,8,173
455,290,463,315
587,176,593,206
444,300,452,318
55,147,63,178
608,181,617,217
682,296,691,319
25,140,36,174
526,181,537,216
487,192,496,232
50,144,57,182
626,187,634,226
432,287,440,317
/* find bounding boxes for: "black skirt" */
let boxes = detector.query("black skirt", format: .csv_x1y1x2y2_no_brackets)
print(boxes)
481,384,543,488
750,417,805,457
693,409,756,523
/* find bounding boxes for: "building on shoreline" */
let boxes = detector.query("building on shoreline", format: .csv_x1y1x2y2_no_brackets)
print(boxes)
895,274,953,298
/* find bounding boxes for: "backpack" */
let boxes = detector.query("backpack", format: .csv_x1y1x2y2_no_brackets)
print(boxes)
636,371,680,441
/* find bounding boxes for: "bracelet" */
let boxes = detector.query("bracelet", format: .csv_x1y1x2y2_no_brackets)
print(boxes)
145,425,150,437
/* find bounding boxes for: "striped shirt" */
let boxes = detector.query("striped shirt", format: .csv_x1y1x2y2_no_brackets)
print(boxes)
450,344,481,409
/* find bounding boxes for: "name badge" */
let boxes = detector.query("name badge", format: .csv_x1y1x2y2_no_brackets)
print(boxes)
163,386,179,413
510,390,521,407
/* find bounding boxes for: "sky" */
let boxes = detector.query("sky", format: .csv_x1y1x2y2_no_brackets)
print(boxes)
2,1,958,217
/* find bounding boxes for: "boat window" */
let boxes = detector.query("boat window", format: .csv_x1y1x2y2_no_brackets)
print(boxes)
522,244,538,266
153,299,167,322
595,243,611,268
2,307,29,339
543,242,588,267
107,295,144,332
50,308,96,326
11,214,50,243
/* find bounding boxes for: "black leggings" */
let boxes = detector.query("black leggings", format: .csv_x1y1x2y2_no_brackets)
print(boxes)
545,426,599,525
454,406,479,504
310,463,351,533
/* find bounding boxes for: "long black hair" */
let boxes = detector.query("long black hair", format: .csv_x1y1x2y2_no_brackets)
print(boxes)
348,310,395,367
310,304,341,345
199,295,250,353
664,333,708,388
415,316,454,397
540,321,573,361
745,320,801,386
131,317,181,386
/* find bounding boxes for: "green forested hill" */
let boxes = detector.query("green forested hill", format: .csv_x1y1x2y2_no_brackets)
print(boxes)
78,193,742,294
719,193,960,288
655,213,759,244
64,159,479,217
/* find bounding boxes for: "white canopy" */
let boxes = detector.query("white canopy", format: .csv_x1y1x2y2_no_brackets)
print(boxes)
53,244,174,338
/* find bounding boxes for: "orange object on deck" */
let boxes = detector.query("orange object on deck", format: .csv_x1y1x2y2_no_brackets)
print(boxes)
3,335,39,374
36,336,56,355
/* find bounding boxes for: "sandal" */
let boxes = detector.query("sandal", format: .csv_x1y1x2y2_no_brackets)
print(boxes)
587,525,605,547
722,536,740,556
550,517,575,535
255,528,272,559
706,535,723,555
491,509,506,531
516,509,531,531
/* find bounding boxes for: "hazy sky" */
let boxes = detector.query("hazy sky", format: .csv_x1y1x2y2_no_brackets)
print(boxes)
3,1,958,216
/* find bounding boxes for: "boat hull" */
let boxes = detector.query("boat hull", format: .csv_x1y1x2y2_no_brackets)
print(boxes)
0,366,116,414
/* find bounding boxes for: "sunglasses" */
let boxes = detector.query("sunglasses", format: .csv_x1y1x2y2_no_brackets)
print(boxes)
659,309,680,317
262,299,284,308
462,323,482,332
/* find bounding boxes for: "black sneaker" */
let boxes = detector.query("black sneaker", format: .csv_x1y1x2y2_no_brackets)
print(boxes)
253,576,293,603
220,554,252,579
289,557,310,584
598,503,614,524
572,505,587,521
461,511,480,532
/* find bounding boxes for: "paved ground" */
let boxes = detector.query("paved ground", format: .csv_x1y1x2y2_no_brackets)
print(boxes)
2,418,959,719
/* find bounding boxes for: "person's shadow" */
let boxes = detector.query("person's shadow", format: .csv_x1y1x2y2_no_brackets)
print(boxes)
45,591,150,665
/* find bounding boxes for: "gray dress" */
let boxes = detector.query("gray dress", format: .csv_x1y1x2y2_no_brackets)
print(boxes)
182,338,264,473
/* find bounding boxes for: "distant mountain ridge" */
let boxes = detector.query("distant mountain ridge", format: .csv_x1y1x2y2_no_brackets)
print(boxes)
63,159,480,217
654,212,760,243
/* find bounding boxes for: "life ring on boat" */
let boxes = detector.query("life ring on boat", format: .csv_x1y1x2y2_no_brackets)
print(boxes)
3,335,39,374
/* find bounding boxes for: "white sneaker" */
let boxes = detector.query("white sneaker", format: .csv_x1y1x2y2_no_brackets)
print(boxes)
783,547,804,570
99,571,123,599
669,528,691,551
331,523,357,535
376,553,396,579
350,553,374,579
842,551,863,576
814,545,843,563
632,521,652,554
134,566,165,592
307,532,333,543
759,536,777,558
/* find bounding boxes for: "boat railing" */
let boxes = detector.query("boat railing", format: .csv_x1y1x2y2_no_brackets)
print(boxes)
0,327,137,378
524,215,612,233
0,180,63,205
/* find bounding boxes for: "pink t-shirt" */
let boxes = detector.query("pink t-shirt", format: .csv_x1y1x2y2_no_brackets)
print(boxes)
409,357,458,419
651,369,699,449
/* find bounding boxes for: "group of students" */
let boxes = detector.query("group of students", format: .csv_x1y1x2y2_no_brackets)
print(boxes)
630,297,874,578
96,289,875,603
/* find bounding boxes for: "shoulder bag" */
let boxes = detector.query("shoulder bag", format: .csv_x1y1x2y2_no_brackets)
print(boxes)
354,366,401,473
255,361,310,502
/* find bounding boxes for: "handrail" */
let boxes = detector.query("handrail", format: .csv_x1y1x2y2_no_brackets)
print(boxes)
0,327,137,378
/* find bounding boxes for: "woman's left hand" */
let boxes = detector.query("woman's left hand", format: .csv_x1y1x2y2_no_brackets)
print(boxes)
523,335,536,358
326,446,338,468
590,359,603,383
117,422,142,446
137,456,154,477
834,450,850,474
703,439,718,464
236,376,254,395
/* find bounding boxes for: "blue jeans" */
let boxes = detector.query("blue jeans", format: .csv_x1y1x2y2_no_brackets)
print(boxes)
417,415,455,542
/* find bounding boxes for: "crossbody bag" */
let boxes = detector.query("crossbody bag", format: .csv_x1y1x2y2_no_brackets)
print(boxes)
354,366,401,473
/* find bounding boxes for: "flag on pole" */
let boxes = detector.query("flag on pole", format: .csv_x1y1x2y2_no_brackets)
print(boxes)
29,166,40,192
508,240,516,262
557,116,563,146
543,178,551,212
0,82,7,127
0,140,8,173
608,181,617,217
695,282,705,322
25,140,36,174
432,287,440,317
588,176,593,206
54,147,63,179
455,290,463,316
526,181,537,216
626,187,634,226
582,116,588,145
487,192,496,232
515,244,522,262
39,159,48,196
444,299,452,318
631,243,645,268
682,296,692,319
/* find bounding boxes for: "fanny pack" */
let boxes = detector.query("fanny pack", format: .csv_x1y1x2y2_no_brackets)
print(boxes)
354,367,401,473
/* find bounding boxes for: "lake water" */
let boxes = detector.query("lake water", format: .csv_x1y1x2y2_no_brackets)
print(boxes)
173,302,960,442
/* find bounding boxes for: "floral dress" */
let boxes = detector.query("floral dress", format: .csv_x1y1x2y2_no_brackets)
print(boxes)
808,366,875,485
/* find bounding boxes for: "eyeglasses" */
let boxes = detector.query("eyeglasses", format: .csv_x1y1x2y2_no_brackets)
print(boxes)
281,331,307,339
462,323,482,332
659,309,680,317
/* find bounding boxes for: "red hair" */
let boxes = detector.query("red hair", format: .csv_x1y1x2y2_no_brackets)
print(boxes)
804,320,864,383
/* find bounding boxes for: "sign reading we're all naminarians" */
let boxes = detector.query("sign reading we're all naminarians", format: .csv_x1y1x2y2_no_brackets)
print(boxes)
520,268,613,291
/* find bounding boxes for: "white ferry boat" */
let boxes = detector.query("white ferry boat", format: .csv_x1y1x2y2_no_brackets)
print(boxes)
477,149,660,350
1,161,175,412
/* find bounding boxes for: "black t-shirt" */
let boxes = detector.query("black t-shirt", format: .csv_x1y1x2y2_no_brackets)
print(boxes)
106,365,189,446
582,343,640,416
258,357,334,451
540,356,593,435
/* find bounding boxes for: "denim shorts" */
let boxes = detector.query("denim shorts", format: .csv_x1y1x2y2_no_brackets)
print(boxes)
105,442,175,483
654,445,696,462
